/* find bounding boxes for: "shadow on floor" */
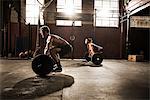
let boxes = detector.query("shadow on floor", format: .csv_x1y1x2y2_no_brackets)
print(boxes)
120,83,149,100
119,74,149,100
1,74,74,100
79,61,103,67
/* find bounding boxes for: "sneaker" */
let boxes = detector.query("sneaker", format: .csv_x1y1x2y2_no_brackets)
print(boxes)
53,65,62,72
54,67,62,72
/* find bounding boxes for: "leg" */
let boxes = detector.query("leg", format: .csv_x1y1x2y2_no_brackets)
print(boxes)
49,48,62,72
50,48,61,64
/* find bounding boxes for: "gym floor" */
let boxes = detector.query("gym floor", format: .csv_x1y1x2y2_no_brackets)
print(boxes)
0,59,149,100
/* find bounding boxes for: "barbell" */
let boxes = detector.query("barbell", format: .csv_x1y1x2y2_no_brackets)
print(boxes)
85,52,103,65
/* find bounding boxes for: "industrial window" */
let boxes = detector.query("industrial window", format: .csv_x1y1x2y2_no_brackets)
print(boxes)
94,0,119,27
56,0,82,26
26,0,44,25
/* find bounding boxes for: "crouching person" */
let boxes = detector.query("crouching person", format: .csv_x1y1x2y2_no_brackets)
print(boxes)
38,26,73,72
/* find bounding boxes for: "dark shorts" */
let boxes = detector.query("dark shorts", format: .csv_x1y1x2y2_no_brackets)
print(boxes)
58,44,72,57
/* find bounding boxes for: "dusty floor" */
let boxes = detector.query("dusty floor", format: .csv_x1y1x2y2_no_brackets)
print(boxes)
0,59,149,100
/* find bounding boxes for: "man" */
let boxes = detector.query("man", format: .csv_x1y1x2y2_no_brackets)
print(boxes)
34,25,73,72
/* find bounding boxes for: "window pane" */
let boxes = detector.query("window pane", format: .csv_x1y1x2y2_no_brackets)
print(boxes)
103,1,109,8
75,21,81,26
94,0,119,27
26,0,44,25
65,20,73,26
56,20,81,26
26,11,35,17
26,5,33,11
34,18,38,24
57,0,82,26
26,0,35,5
26,18,34,24
111,2,118,8
58,0,63,5
96,20,102,26
56,20,64,25
102,20,109,26
56,20,72,26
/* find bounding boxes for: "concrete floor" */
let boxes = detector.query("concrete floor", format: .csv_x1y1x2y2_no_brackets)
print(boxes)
0,59,149,100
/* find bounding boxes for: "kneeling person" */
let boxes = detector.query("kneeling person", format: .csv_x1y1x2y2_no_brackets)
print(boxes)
85,37,103,57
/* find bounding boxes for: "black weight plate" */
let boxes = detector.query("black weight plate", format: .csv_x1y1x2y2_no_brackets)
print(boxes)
32,54,54,76
92,53,103,65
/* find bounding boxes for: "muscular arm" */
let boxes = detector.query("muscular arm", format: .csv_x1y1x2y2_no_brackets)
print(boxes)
91,43,103,51
52,34,70,46
44,37,50,54
44,35,55,54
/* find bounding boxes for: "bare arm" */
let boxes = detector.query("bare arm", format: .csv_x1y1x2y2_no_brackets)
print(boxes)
91,43,103,51
44,38,50,54
44,36,55,54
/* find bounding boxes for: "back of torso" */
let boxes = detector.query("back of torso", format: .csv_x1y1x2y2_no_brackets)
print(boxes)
50,34,69,47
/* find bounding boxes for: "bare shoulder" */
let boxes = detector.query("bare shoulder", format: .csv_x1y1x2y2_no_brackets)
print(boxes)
51,34,70,45
51,34,62,39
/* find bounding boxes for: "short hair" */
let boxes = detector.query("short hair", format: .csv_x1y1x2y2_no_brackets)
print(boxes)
39,25,50,38
40,25,50,34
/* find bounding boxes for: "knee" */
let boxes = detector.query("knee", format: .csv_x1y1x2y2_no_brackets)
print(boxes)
50,48,61,55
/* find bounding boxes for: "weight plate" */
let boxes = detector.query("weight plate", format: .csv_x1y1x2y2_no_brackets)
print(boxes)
92,53,103,65
32,54,54,76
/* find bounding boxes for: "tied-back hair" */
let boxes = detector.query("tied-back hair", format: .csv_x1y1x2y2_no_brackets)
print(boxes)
85,37,93,44
87,38,93,43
